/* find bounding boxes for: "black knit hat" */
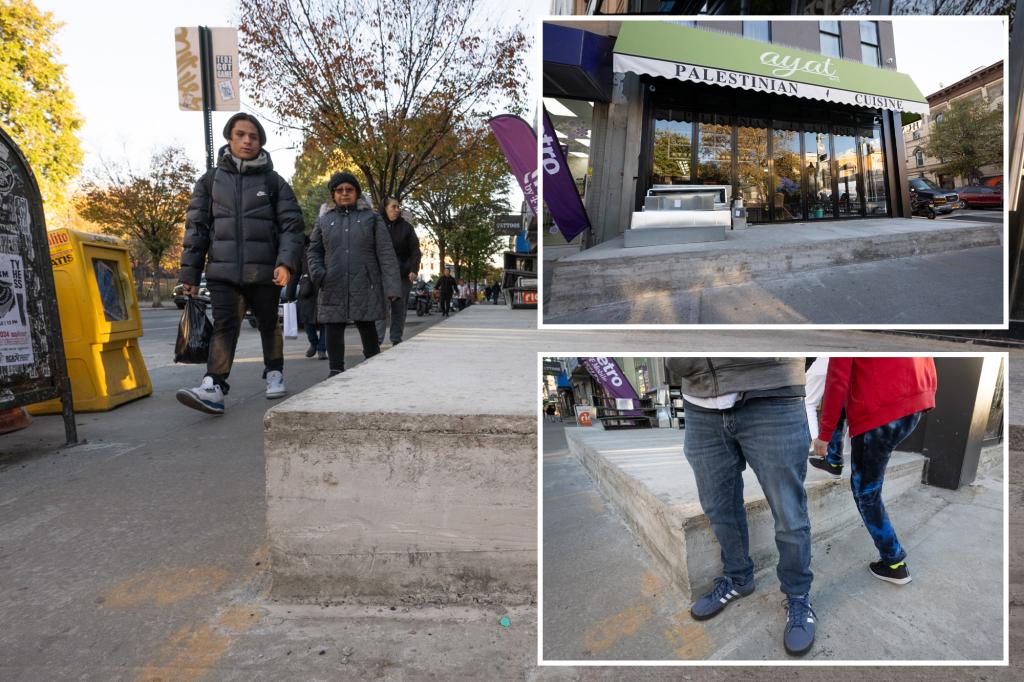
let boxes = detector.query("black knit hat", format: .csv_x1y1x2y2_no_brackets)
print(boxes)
328,172,361,196
223,113,267,145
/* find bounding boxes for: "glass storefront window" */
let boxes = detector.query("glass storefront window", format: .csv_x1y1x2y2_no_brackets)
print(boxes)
696,114,731,186
772,123,803,221
543,97,593,246
833,128,863,217
803,127,833,219
652,109,693,185
861,126,888,216
735,117,769,223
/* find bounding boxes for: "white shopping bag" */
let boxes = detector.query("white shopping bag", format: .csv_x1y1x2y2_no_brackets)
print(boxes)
283,301,298,338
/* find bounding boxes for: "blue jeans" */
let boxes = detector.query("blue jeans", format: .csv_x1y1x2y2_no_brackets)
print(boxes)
825,408,846,466
850,411,922,564
684,397,813,596
305,323,326,352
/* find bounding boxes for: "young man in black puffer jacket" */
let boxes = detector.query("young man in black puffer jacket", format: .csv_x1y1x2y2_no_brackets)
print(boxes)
176,113,305,414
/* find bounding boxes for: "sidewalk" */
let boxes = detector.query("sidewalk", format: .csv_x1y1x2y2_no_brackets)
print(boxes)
543,421,1005,662
543,217,1002,324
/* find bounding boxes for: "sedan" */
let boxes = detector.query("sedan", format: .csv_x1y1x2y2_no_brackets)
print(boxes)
954,185,1002,209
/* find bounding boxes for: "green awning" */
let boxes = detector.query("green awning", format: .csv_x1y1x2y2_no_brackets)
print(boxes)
613,23,929,115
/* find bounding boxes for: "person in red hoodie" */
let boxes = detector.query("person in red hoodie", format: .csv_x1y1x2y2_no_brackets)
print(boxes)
812,357,937,586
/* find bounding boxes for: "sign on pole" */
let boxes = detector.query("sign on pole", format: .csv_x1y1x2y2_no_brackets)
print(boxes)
175,26,239,112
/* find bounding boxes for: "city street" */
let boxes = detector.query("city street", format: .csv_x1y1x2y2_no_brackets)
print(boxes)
935,207,1004,224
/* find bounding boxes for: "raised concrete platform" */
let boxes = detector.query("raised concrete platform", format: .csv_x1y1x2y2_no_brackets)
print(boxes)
264,307,540,604
544,218,1002,321
563,426,928,601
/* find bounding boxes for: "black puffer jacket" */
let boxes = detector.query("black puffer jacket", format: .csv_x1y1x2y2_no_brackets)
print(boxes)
307,205,401,323
179,146,305,286
382,215,421,279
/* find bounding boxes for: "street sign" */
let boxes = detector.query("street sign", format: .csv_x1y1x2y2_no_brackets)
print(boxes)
0,125,77,444
175,26,239,112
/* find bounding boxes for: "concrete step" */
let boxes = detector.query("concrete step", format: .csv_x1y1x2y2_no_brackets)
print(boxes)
544,219,1001,319
564,426,927,601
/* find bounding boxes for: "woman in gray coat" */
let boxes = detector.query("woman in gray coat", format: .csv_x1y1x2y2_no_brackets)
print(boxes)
307,172,402,376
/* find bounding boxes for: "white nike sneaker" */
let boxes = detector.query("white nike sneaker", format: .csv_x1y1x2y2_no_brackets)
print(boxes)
176,376,225,415
266,370,286,399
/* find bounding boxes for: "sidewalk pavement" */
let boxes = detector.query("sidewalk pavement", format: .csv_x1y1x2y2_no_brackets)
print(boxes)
1,305,1022,680
543,421,1004,662
543,217,1002,324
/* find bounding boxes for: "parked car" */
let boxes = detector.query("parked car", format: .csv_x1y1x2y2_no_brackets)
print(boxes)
908,178,958,219
173,277,209,308
953,185,1002,209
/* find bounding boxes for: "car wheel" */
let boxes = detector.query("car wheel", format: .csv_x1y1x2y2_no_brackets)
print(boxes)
249,318,258,328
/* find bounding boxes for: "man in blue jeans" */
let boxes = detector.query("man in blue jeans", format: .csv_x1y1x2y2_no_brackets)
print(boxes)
666,357,816,656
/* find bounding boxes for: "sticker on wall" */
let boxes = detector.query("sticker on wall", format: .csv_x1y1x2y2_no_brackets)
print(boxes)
0,252,33,367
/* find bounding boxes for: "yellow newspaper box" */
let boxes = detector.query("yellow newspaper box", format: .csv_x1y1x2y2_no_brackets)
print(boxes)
29,229,151,414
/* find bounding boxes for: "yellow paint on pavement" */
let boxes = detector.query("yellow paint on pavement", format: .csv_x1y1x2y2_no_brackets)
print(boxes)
663,612,714,660
582,604,653,654
103,567,229,608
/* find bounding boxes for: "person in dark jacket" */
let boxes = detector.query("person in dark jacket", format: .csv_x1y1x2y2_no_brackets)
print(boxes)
492,280,501,305
436,270,457,318
176,113,304,415
307,172,401,377
813,357,937,586
294,237,326,360
374,197,421,346
665,357,817,657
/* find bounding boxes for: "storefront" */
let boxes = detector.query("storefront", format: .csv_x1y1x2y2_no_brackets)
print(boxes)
544,20,929,246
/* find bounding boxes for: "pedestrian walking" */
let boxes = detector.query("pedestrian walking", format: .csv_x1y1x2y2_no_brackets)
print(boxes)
666,357,817,656
296,239,326,360
545,403,557,422
814,358,937,586
307,173,402,377
375,197,421,346
804,357,849,476
436,270,457,318
492,280,502,304
176,113,305,415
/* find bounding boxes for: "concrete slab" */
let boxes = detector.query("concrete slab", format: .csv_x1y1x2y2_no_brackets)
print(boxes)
265,308,541,604
563,427,927,601
544,217,1002,321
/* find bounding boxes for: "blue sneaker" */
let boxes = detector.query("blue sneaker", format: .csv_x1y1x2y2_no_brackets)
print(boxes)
783,594,816,656
689,576,754,621
176,376,225,415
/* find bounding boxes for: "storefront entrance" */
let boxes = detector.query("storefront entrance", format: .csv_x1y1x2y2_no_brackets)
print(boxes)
643,83,891,224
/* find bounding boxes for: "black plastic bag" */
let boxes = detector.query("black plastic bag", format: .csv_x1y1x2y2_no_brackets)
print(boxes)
174,297,213,363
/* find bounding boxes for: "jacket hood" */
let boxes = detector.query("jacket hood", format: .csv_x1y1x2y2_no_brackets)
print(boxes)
217,144,274,175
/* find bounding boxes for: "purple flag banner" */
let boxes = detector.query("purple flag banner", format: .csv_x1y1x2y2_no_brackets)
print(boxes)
579,357,643,417
488,115,538,217
542,108,591,243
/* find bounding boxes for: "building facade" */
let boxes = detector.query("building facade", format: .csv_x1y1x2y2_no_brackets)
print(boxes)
902,61,1004,189
544,19,925,248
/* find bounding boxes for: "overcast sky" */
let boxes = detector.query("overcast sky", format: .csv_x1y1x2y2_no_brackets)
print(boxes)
27,4,1002,188
33,0,544,187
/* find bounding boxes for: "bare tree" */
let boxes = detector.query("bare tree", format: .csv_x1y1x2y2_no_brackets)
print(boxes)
77,147,198,307
237,0,529,205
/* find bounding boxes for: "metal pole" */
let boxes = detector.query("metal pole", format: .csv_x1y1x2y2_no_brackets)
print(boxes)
199,26,215,170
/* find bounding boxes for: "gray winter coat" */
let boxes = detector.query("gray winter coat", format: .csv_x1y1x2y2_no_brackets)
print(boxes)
179,146,305,286
666,358,806,398
307,205,402,323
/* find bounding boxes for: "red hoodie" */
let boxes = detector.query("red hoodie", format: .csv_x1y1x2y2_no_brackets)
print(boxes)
818,357,937,440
